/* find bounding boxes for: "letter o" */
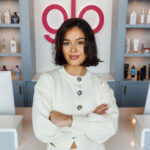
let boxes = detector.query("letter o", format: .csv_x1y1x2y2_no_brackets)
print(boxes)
79,5,104,33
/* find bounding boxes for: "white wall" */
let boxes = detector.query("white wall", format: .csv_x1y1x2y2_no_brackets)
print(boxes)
34,0,113,73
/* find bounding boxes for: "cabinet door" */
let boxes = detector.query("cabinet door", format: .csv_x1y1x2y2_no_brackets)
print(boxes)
13,82,25,107
121,82,149,107
26,81,36,107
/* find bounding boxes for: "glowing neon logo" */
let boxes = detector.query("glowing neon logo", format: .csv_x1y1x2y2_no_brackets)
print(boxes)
42,0,104,43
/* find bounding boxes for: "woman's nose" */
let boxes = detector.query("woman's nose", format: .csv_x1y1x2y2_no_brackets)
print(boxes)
71,43,77,53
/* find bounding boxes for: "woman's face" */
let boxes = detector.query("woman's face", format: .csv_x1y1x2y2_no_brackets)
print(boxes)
62,27,86,67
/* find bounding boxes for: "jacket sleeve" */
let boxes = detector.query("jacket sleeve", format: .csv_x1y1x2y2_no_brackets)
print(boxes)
32,73,61,143
71,79,119,144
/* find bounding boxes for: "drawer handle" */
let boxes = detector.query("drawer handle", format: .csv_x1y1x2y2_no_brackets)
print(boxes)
19,85,22,95
124,85,127,95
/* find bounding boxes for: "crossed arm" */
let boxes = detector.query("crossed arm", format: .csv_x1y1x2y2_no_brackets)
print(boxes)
49,104,109,127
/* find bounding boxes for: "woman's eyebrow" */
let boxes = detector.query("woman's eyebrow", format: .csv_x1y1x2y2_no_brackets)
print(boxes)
63,37,85,41
76,37,85,41
63,39,70,41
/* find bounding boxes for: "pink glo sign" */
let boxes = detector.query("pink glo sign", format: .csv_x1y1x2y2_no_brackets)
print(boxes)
42,0,104,43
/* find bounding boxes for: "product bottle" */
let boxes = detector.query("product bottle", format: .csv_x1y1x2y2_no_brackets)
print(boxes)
137,70,140,81
1,37,6,50
143,65,146,79
10,37,17,53
146,9,150,24
124,64,129,79
17,12,20,23
125,39,130,53
1,65,8,71
141,43,144,53
131,65,136,79
11,12,19,24
14,65,20,80
140,9,145,24
140,68,144,81
0,12,2,24
133,39,140,54
130,9,137,25
4,9,11,24
148,64,150,79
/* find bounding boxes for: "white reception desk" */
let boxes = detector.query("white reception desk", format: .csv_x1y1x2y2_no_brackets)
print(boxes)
8,108,145,150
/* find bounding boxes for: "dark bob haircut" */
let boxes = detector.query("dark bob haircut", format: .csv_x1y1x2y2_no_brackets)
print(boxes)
54,18,101,67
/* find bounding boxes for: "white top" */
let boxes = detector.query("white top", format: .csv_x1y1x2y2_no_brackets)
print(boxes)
32,67,119,150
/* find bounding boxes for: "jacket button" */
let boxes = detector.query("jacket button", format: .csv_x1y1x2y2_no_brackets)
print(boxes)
77,77,82,82
77,105,83,110
77,90,82,96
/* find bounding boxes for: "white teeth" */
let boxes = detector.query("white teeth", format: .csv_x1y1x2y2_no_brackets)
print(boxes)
70,55,79,59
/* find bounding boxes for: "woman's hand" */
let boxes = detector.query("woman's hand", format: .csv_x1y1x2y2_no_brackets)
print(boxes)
93,104,108,114
50,104,108,127
49,111,72,127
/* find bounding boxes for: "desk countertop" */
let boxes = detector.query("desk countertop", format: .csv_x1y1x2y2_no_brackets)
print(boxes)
15,108,144,150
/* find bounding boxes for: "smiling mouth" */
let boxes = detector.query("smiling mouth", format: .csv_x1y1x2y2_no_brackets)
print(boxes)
69,55,80,60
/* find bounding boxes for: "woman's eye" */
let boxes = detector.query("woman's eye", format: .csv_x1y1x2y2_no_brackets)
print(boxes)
63,42,70,46
77,41,85,45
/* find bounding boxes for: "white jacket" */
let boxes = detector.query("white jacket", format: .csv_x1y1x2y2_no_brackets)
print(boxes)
32,67,119,150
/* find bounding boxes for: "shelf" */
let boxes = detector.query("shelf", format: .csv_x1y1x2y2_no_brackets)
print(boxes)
124,53,150,57
123,80,150,83
0,24,20,28
0,53,22,57
126,24,150,29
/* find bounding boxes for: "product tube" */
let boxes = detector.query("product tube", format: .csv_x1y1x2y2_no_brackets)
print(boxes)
133,39,140,53
126,39,130,53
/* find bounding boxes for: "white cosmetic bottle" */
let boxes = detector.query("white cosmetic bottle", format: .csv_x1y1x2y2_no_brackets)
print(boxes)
10,37,17,53
146,9,150,24
133,39,140,54
125,39,130,53
130,9,137,25
140,9,145,24
4,9,11,24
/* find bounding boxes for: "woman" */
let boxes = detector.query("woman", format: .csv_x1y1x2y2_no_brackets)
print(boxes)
32,18,119,150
